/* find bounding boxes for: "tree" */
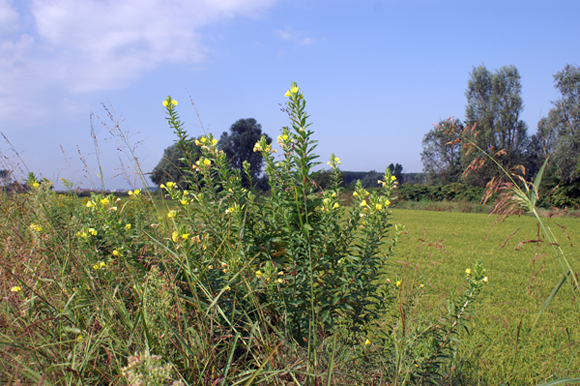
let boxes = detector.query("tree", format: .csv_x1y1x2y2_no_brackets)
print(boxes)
0,169,12,186
464,65,529,185
387,163,403,182
544,64,580,182
360,170,382,188
421,118,463,185
218,118,272,187
525,117,557,179
150,141,201,188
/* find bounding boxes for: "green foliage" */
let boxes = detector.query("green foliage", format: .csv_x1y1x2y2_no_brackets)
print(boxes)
218,118,272,187
388,163,404,182
360,170,383,188
464,65,529,185
541,64,580,183
397,183,485,203
421,119,463,185
150,140,201,188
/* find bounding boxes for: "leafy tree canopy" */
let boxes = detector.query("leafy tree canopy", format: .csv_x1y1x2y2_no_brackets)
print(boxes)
150,140,201,189
387,163,403,182
218,118,272,187
421,118,463,185
545,64,580,182
464,64,529,185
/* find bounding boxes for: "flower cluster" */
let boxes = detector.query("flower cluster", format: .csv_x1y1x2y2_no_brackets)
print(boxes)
29,223,43,232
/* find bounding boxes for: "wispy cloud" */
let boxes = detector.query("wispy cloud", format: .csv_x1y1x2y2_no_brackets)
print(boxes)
274,27,316,46
0,0,276,124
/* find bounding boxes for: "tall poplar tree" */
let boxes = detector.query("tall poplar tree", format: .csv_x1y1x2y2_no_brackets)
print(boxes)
464,65,529,185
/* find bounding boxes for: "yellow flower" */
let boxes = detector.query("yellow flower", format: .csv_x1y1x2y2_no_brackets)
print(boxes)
396,280,402,287
353,192,358,197
364,339,371,346
375,203,383,211
391,175,397,181
290,86,299,94
172,231,179,242
10,286,22,292
203,159,211,166
76,335,84,343
201,137,207,143
92,263,100,270
331,192,337,198
182,233,189,240
100,198,109,205
255,270,263,277
171,99,178,106
112,250,119,256
195,139,201,146
32,182,39,188
483,276,488,283
79,232,88,239
167,210,176,218
99,261,106,269
224,285,231,291
386,200,391,206
276,278,284,284
89,228,97,236
333,203,340,209
125,224,131,231
419,284,424,288
284,90,291,97
166,182,175,188
128,190,133,195
163,100,169,107
465,268,471,275
86,201,95,208
29,223,43,232
360,200,368,207
212,139,218,145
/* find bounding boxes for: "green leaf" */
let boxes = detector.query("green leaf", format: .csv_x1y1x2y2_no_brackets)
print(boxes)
536,379,580,386
533,272,568,329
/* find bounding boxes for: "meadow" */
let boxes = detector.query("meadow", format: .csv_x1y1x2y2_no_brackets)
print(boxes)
1,85,579,385
391,210,579,384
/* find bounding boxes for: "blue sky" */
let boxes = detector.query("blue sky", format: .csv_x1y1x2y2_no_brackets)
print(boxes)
1,0,578,190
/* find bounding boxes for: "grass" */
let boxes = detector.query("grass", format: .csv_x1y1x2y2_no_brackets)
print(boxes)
392,209,580,384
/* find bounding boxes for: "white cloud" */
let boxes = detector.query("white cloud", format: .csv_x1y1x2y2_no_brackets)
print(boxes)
274,27,316,46
0,0,21,36
0,0,276,123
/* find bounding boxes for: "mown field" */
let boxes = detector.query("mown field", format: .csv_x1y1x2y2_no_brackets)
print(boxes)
391,209,580,384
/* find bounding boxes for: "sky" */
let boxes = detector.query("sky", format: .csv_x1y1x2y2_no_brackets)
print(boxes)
1,0,579,190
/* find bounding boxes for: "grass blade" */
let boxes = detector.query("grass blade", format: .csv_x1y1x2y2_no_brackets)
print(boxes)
533,273,568,329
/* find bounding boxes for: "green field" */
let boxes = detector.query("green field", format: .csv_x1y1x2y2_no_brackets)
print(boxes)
391,209,580,384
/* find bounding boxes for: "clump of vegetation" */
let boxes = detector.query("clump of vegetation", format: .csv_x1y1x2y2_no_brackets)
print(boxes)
0,84,488,385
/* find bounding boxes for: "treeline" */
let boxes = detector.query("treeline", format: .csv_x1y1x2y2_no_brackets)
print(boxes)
149,64,579,208
419,64,580,208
